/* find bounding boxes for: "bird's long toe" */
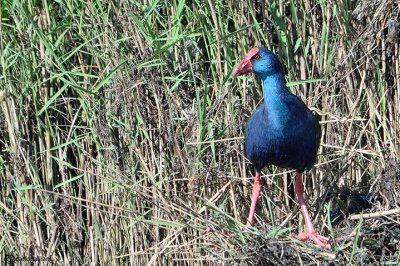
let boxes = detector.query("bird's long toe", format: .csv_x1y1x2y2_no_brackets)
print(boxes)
297,232,331,249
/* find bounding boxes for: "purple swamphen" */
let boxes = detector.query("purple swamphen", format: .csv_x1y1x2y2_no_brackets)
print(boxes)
233,47,330,249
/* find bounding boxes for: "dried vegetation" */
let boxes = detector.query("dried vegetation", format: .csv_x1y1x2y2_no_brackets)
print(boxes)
0,0,399,265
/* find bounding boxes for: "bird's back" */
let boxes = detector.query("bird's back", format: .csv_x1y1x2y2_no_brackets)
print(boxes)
245,91,321,172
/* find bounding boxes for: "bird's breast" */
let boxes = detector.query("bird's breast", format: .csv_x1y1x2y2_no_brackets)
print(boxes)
244,103,319,172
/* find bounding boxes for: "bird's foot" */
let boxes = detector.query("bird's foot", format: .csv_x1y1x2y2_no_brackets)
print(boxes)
243,228,251,233
297,231,331,249
243,222,253,233
296,230,360,249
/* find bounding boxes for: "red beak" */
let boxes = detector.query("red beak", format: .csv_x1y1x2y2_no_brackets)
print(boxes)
232,48,259,77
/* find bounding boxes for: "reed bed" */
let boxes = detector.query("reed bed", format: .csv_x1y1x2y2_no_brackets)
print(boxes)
0,0,399,264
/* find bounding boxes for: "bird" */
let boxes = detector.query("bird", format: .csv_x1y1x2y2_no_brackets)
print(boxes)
233,47,330,249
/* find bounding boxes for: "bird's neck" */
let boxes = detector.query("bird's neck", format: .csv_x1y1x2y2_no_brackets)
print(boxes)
261,71,290,124
262,71,288,104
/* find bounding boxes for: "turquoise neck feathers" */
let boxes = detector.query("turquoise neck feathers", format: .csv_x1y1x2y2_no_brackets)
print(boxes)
262,70,290,126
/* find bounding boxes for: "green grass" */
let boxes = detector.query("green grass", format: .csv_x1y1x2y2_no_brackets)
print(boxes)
1,0,399,265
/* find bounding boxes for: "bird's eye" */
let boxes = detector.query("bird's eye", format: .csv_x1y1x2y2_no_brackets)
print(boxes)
254,54,261,60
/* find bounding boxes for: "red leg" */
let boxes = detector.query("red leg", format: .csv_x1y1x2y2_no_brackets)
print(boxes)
295,172,331,249
246,171,261,227
205,171,261,235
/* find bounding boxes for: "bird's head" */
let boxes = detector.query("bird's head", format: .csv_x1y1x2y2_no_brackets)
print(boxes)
233,47,282,80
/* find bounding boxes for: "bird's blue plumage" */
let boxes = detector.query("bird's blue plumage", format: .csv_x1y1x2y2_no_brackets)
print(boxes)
244,48,321,172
